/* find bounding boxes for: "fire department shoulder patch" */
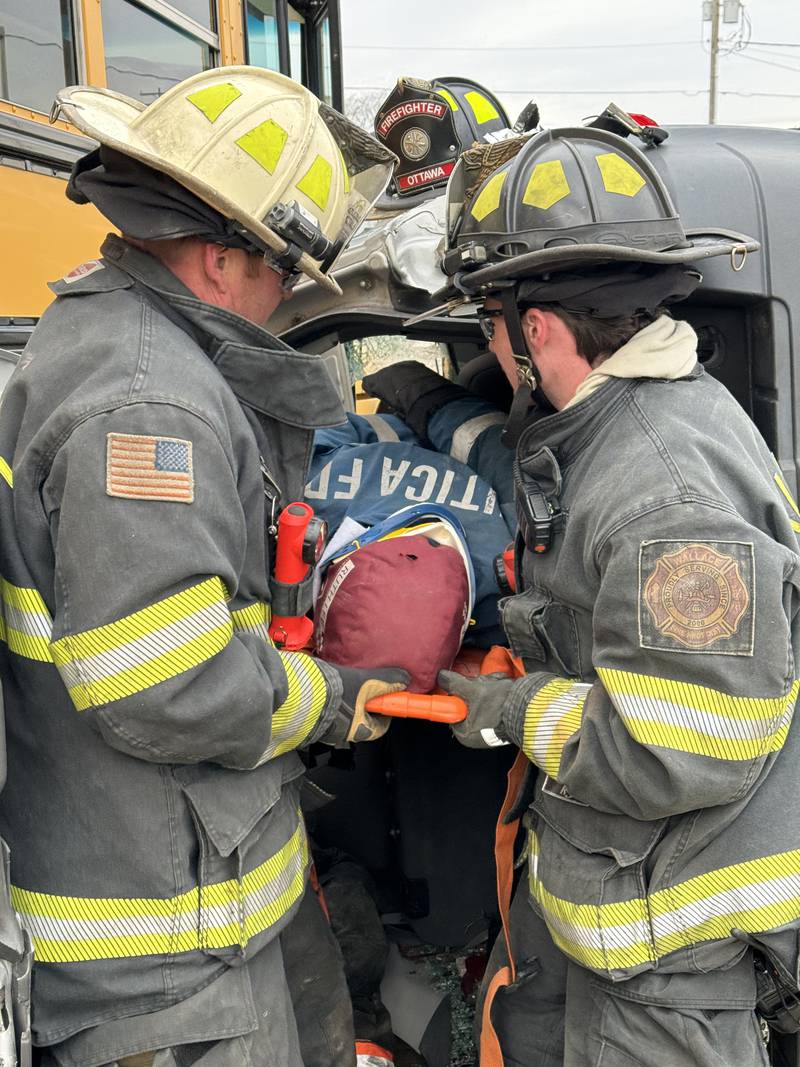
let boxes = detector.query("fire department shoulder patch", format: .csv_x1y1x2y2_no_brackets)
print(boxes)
639,540,754,655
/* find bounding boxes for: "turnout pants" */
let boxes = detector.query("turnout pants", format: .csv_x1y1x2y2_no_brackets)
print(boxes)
482,883,769,1067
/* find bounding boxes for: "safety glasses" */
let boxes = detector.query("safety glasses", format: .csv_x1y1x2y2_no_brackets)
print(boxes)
477,306,503,341
264,257,303,292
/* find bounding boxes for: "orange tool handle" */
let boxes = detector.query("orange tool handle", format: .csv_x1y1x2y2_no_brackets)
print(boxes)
365,691,468,723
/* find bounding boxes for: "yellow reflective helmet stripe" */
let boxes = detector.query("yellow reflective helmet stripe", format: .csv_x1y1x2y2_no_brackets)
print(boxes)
529,829,800,973
437,87,460,112
51,578,232,711
0,457,12,488
296,154,334,212
186,82,242,123
595,152,646,197
464,90,500,124
522,678,588,777
599,667,798,760
12,814,308,963
523,159,571,211
0,577,53,662
236,118,289,175
471,170,508,222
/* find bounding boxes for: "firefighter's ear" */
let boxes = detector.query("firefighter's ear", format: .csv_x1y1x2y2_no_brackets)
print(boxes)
201,242,232,296
520,306,549,352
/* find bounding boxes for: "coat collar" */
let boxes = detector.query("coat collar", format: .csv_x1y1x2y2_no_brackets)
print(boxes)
517,363,704,467
99,235,346,430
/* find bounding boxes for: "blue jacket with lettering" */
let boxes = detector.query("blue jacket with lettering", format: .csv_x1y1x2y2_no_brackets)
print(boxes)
306,412,513,645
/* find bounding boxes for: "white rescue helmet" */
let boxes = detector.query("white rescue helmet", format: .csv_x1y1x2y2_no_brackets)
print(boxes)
53,67,397,293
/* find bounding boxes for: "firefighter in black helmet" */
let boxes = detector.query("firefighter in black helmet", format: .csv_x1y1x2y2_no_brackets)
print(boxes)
374,76,538,205
367,128,800,1065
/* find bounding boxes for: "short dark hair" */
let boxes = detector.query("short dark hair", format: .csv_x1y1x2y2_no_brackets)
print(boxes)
523,304,668,364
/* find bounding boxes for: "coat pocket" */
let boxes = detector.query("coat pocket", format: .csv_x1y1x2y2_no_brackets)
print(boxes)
528,787,667,979
501,588,588,677
173,753,308,961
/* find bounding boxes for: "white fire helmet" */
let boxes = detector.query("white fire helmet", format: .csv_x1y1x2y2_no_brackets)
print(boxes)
53,67,397,293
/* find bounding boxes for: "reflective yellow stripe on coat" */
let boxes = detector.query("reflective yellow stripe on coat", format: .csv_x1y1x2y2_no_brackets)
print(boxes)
50,578,233,709
0,577,52,662
528,830,800,972
13,814,309,963
599,667,798,761
522,678,590,777
230,601,329,758
3,580,328,749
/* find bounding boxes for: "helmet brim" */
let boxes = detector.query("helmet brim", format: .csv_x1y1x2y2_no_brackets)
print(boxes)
454,228,759,293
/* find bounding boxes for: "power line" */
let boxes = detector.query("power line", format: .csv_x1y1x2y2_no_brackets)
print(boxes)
346,85,709,95
720,89,800,98
748,40,800,48
745,46,800,63
344,40,698,53
344,85,800,99
731,51,800,74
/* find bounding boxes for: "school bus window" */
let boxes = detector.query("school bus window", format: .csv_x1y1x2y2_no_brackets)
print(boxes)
102,0,215,102
245,0,279,72
0,0,77,113
287,4,305,84
159,0,214,32
316,14,332,105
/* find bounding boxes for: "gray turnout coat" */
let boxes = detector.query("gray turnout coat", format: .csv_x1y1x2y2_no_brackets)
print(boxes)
0,235,345,1050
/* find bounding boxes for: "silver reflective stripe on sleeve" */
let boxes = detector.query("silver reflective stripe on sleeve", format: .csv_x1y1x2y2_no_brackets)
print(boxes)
362,415,400,442
450,413,506,463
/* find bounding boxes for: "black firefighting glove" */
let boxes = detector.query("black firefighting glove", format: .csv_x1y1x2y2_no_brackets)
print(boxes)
437,670,515,750
322,665,410,745
362,361,472,443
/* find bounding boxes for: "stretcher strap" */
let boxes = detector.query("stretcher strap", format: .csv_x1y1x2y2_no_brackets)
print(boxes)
479,645,526,1067
480,964,513,1067
480,751,527,1066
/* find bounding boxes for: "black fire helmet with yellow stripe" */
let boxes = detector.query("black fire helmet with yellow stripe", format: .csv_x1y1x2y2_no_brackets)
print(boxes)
442,126,758,295
374,76,512,204
435,126,759,420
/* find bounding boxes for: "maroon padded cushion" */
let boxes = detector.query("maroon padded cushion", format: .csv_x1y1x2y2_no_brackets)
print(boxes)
315,534,469,692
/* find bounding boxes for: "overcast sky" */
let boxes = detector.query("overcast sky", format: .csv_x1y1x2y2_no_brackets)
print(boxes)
340,0,800,130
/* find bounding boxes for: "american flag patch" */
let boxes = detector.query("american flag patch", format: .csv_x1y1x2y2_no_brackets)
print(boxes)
106,433,194,503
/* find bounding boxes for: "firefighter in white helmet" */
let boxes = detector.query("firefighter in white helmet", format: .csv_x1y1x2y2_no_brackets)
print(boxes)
0,68,405,1067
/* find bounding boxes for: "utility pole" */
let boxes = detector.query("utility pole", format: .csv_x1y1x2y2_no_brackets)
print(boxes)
708,0,721,123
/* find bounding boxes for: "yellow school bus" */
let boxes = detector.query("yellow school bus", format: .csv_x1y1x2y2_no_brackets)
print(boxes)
0,0,342,322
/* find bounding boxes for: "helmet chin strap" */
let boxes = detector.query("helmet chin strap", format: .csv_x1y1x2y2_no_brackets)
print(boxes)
500,286,539,448
501,287,539,390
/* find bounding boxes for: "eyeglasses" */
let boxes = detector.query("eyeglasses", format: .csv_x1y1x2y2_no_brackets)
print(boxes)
264,257,303,292
477,306,503,342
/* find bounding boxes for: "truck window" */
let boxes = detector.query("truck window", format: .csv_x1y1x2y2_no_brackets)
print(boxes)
346,336,453,414
0,0,77,113
102,0,215,101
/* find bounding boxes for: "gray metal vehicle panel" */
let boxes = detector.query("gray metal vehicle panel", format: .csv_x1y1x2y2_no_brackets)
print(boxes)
272,123,800,494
